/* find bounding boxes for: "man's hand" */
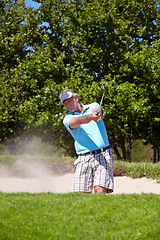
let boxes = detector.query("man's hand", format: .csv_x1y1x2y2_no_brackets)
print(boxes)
92,108,102,122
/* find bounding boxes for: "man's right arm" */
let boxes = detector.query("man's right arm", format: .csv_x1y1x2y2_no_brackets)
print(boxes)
69,108,103,129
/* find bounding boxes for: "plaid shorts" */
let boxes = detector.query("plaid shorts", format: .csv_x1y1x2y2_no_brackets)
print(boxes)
72,148,114,193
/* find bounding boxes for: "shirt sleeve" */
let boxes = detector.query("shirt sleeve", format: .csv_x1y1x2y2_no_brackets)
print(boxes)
63,114,74,131
63,102,99,130
91,102,99,110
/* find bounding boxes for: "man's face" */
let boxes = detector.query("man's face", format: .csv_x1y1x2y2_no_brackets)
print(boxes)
63,97,78,112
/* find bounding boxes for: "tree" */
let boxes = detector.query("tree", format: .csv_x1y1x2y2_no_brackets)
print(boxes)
0,0,159,161
128,41,160,162
0,0,28,139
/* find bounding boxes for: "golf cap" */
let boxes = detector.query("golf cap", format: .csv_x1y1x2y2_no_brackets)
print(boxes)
59,89,78,103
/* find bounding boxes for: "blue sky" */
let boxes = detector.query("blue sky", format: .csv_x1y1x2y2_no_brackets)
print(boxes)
25,0,40,9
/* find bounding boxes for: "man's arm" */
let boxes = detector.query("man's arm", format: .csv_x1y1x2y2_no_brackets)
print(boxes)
69,107,103,129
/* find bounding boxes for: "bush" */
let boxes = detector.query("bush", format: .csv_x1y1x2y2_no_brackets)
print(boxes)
114,161,160,179
131,140,153,162
0,144,10,155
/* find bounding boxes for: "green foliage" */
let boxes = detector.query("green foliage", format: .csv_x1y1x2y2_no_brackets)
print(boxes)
0,193,160,240
112,140,152,162
0,144,10,155
0,0,159,161
0,154,74,165
0,154,18,164
114,161,160,179
131,140,152,163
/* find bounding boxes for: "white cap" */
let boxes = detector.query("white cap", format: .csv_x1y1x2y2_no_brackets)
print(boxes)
59,89,78,103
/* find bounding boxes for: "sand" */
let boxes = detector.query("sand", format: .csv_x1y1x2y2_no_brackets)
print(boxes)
0,174,159,194
0,160,159,194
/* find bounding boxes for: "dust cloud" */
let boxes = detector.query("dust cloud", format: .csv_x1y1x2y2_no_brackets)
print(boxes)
0,158,54,178
0,158,74,193
0,136,75,193
1,135,70,178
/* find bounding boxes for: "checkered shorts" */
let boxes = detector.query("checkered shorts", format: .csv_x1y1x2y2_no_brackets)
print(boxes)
72,148,114,193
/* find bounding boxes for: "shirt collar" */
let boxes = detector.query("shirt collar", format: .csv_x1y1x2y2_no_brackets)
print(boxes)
70,104,89,115
81,104,89,114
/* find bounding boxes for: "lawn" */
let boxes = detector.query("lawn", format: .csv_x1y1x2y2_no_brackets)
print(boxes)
0,192,160,240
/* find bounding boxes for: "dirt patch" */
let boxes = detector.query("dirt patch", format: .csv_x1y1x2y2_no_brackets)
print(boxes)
49,162,75,175
113,167,127,177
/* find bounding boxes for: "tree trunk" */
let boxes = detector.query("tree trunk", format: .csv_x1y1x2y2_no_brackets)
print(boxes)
121,135,126,160
126,140,132,162
113,145,122,160
157,148,160,162
153,147,157,163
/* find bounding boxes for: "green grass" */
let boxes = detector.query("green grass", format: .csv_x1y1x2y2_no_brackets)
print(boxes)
0,154,75,165
114,161,160,180
0,192,160,240
0,154,160,239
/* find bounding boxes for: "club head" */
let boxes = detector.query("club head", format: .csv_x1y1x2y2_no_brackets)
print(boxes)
98,82,105,91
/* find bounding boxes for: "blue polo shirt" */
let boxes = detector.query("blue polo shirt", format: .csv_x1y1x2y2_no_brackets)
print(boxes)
63,102,110,154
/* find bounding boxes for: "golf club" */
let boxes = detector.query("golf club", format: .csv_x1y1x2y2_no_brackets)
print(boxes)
97,82,105,116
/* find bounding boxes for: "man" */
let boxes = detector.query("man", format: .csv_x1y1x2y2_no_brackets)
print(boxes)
59,88,114,194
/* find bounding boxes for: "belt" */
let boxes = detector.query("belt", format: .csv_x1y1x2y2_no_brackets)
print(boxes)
78,146,111,156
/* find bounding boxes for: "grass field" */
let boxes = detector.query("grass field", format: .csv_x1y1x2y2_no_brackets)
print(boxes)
0,154,160,239
0,192,160,240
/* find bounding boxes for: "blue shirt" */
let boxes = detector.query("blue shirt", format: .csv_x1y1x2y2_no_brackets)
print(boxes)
63,102,110,154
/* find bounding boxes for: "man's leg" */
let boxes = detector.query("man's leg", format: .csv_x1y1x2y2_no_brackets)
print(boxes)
93,149,114,194
94,186,106,194
72,154,93,193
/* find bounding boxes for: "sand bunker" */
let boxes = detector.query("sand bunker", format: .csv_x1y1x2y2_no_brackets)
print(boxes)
0,175,159,194
0,160,159,194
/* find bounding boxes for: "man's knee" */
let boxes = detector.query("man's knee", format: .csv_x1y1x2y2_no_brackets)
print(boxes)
94,186,106,194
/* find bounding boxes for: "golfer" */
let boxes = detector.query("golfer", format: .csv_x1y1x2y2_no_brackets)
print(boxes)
59,89,114,194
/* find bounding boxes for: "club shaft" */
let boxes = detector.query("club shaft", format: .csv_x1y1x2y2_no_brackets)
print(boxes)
99,91,105,108
97,90,105,114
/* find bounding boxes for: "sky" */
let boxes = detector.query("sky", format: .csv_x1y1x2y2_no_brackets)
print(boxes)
25,0,40,9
